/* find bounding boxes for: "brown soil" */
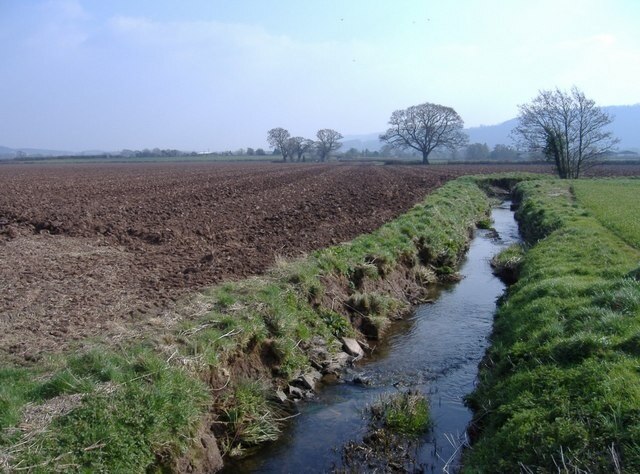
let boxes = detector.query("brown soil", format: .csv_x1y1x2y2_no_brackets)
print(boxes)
2,160,625,361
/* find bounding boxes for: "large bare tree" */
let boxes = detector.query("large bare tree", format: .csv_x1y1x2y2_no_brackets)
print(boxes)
315,129,343,162
380,102,467,164
513,87,618,178
267,127,291,162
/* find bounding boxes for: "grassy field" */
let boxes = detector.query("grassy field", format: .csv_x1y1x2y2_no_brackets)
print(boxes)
466,179,640,472
573,179,640,249
1,175,513,472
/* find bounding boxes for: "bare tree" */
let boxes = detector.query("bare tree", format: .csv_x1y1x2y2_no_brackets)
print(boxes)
267,127,291,162
315,129,343,162
380,102,467,164
513,87,618,178
286,136,314,162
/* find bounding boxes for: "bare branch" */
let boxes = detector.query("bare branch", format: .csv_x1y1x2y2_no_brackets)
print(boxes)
315,129,343,162
512,87,618,178
267,127,291,162
380,102,467,164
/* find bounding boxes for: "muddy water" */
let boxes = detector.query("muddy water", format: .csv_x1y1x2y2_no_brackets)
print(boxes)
226,202,520,473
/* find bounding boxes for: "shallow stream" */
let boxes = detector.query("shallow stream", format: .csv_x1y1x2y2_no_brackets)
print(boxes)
226,202,520,473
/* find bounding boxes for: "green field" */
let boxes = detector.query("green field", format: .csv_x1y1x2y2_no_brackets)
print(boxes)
573,179,640,249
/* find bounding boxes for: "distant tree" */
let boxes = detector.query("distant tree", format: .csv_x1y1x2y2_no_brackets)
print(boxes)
255,148,266,156
267,127,291,162
380,102,468,164
246,147,255,156
490,144,519,161
286,136,314,162
315,129,343,162
465,142,490,161
513,86,618,178
380,143,398,157
344,147,360,159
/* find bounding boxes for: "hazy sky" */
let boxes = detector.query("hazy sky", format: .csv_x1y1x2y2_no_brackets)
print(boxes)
1,0,639,151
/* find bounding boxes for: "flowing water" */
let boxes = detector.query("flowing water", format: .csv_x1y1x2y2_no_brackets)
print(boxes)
225,202,520,473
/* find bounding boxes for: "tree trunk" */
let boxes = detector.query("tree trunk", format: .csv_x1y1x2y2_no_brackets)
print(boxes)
422,150,430,165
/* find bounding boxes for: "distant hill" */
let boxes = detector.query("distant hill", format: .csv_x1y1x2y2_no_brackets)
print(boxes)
0,146,15,159
605,104,640,151
0,146,109,159
0,146,75,159
343,104,640,152
465,118,519,148
341,133,383,152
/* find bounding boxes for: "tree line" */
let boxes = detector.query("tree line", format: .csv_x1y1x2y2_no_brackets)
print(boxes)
266,128,344,162
267,86,617,178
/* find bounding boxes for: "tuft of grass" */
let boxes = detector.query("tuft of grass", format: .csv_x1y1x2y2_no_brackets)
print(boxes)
476,217,493,229
370,391,431,437
319,309,354,338
490,243,525,284
346,292,404,317
219,380,283,457
0,367,41,433
31,369,97,401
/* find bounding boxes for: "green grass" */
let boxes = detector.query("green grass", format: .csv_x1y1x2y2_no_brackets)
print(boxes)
465,179,640,473
370,391,431,437
3,349,209,472
220,381,283,458
573,179,640,250
491,243,525,283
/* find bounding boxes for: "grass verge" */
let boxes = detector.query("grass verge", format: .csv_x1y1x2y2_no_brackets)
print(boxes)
465,178,640,472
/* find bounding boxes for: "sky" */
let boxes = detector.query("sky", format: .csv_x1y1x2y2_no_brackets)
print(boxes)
1,0,639,152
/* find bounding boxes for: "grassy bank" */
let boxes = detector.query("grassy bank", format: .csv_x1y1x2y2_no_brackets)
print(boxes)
1,176,502,472
465,179,640,472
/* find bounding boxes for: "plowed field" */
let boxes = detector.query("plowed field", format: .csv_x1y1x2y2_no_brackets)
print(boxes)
0,161,624,360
